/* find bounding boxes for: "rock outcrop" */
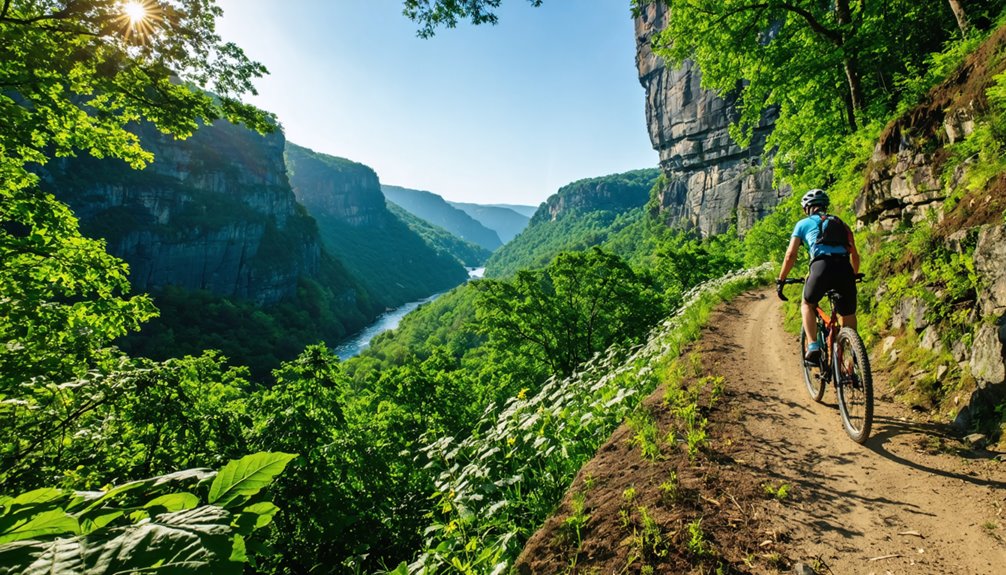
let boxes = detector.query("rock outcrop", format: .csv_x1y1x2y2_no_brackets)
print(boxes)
285,143,387,228
634,2,783,237
42,120,323,305
855,26,1006,229
853,26,1006,431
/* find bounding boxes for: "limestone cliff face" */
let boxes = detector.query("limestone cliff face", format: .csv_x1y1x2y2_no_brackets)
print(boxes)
42,121,323,305
634,3,783,236
284,143,387,228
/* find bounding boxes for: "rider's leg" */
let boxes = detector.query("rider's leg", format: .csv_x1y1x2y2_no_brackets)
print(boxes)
840,313,857,330
803,300,818,342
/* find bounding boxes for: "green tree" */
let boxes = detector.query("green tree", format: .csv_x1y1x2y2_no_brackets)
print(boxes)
1,0,270,389
477,248,664,377
1,0,268,427
403,0,543,37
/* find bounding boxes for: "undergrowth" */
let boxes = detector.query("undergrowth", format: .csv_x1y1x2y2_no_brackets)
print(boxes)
398,265,773,574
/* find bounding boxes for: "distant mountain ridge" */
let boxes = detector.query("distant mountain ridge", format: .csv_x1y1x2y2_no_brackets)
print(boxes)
448,202,531,244
488,203,538,218
387,202,492,267
382,184,503,250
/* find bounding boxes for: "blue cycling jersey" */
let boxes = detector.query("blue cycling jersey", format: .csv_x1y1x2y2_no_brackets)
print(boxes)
792,215,850,261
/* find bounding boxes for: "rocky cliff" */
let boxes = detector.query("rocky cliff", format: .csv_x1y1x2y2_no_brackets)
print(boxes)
42,120,324,305
854,26,1006,434
634,2,783,236
286,145,469,308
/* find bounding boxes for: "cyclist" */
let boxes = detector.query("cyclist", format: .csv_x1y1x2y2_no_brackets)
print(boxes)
776,188,860,363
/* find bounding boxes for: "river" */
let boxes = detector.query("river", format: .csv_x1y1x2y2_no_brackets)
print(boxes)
333,267,484,359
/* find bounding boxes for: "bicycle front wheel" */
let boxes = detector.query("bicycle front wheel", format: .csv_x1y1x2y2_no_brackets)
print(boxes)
835,327,874,443
800,329,826,402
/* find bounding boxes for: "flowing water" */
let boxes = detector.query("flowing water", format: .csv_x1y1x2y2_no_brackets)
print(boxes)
333,267,484,359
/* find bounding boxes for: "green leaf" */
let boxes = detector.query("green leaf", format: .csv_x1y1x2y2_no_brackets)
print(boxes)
11,489,64,507
229,533,247,563
208,453,296,508
79,511,123,535
0,510,79,544
241,502,279,530
144,493,200,513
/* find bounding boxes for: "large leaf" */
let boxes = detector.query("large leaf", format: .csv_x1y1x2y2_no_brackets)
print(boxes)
10,489,65,507
82,506,240,575
78,469,215,513
0,506,243,575
208,453,296,508
0,510,79,544
0,538,83,575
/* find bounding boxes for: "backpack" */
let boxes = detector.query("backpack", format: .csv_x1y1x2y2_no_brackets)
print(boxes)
814,214,850,249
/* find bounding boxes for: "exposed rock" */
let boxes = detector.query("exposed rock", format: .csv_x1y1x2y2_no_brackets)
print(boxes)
969,321,1006,386
891,297,929,331
882,336,898,354
43,120,320,305
855,26,1006,227
635,3,782,237
792,563,818,575
974,224,1006,316
920,327,944,353
936,364,949,382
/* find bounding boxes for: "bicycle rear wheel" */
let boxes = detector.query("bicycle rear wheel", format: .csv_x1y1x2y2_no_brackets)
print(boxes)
835,327,873,443
800,329,826,402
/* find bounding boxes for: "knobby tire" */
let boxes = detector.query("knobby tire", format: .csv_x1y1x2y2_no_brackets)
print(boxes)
800,329,826,402
835,327,873,443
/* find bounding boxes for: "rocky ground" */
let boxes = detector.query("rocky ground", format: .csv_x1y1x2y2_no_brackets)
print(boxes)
516,290,1006,574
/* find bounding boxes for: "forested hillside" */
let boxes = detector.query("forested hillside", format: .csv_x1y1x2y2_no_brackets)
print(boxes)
387,202,493,267
382,184,503,250
39,116,382,379
485,168,660,276
448,201,530,243
286,144,470,308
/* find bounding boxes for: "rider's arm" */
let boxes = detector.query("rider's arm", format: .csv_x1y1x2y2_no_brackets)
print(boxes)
778,236,802,281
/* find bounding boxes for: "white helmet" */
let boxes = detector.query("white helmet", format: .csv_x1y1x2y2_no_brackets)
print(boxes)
801,188,829,209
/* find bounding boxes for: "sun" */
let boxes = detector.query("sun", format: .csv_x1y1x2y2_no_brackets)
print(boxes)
116,0,162,42
122,1,148,25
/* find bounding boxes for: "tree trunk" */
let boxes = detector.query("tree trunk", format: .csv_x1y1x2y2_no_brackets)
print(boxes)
948,0,969,35
843,57,865,131
835,0,864,131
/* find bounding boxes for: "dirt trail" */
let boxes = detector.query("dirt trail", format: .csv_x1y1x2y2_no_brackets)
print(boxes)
517,289,1006,574
717,290,1006,573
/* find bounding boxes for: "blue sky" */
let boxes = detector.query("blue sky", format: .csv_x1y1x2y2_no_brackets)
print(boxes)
215,0,657,206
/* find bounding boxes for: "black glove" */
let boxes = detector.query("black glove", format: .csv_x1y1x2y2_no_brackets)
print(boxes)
776,279,788,302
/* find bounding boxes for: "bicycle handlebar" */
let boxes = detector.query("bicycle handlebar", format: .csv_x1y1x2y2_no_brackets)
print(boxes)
776,273,866,301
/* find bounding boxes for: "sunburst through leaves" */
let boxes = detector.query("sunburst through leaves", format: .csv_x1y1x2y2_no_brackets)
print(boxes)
117,0,161,42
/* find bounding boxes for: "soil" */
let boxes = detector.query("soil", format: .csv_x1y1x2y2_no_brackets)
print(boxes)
515,290,1006,574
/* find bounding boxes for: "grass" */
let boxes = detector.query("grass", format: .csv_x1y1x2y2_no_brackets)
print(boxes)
761,482,792,501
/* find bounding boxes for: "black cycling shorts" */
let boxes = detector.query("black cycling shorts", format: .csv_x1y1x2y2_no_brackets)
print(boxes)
803,256,857,316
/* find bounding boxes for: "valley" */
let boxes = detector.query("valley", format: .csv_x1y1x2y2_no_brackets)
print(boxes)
3,1,1006,575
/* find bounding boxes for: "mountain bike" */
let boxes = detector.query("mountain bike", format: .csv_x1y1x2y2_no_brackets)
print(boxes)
779,276,873,443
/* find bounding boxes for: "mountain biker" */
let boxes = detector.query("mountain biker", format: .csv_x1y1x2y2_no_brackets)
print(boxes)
776,188,860,363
